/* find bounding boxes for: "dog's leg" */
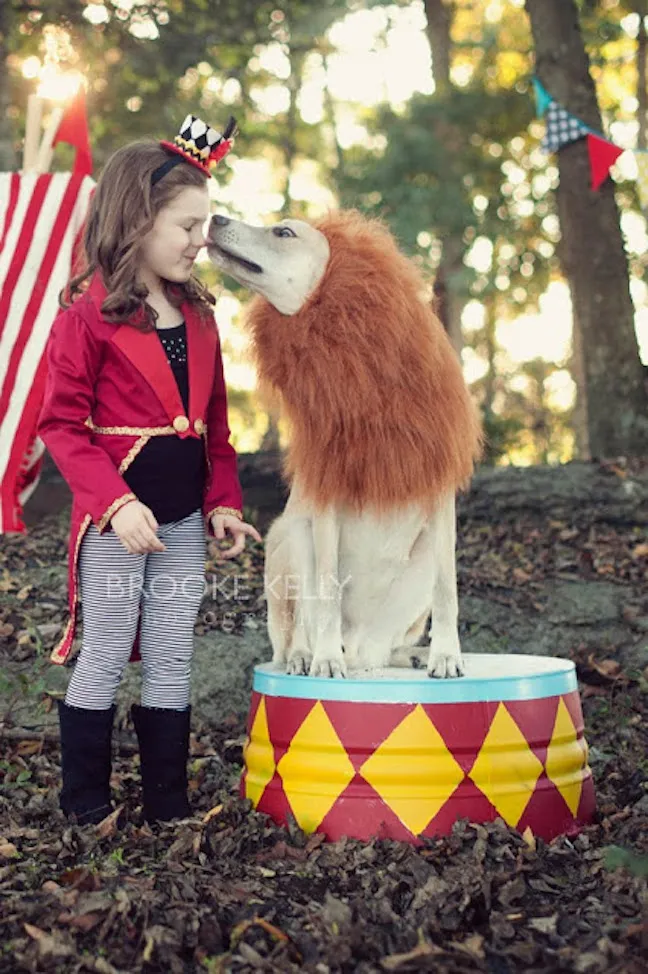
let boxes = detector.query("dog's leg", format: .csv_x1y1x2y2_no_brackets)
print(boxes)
389,610,428,668
264,511,317,673
282,516,316,676
307,509,346,679
264,516,293,667
426,493,464,679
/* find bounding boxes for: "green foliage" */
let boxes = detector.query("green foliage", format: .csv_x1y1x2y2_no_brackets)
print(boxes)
481,409,525,465
7,0,348,168
0,761,32,791
4,0,644,462
0,661,50,726
338,84,550,309
603,845,648,878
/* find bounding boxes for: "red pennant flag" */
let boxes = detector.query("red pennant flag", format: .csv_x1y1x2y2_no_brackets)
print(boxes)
53,86,93,176
587,133,622,191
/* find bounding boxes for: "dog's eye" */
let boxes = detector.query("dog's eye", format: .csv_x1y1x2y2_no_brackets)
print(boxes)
272,226,297,238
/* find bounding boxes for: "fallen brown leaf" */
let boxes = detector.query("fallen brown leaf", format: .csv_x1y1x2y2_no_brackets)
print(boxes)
95,805,123,838
382,942,444,970
522,826,536,851
66,912,103,932
202,802,224,825
230,916,290,947
452,933,485,958
23,923,74,959
15,738,43,756
528,915,559,935
59,866,101,891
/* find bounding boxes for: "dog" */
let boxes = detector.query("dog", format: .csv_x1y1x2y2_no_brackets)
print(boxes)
208,210,483,679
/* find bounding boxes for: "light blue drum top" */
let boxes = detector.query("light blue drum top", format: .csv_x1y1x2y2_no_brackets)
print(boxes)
252,654,578,704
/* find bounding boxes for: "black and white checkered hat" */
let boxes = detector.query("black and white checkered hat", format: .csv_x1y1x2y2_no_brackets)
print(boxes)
152,114,237,185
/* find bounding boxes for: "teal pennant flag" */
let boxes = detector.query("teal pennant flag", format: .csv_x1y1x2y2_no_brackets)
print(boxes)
532,77,553,117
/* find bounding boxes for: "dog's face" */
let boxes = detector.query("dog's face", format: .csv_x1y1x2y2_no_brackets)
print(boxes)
206,215,330,315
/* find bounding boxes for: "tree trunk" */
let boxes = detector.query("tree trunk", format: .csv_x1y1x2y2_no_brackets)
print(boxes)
0,1,16,171
526,0,648,458
431,235,465,354
423,0,451,96
424,0,466,354
260,412,281,451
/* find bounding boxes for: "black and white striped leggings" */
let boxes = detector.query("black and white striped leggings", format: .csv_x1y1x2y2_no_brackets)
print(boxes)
65,508,205,711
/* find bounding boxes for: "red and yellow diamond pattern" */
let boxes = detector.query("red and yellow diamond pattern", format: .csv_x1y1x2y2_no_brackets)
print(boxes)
241,690,595,843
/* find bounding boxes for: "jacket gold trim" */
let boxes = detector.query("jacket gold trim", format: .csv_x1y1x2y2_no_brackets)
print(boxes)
50,513,92,664
84,417,178,436
207,505,244,522
97,493,138,534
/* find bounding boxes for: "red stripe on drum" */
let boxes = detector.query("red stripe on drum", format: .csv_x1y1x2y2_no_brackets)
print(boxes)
422,777,498,838
501,696,560,768
318,774,420,843
421,700,500,775
264,694,318,766
517,771,580,840
322,700,416,773
254,769,294,826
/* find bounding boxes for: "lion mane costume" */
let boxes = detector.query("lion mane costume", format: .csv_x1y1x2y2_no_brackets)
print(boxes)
246,210,482,513
208,208,482,679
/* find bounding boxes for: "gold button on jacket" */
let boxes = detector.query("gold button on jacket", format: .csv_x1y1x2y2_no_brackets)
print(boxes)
173,415,190,433
194,418,206,435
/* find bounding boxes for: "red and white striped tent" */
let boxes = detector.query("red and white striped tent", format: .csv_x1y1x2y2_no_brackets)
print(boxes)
0,171,94,533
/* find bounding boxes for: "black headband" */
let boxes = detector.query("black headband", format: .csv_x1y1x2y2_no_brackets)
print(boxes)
151,154,184,187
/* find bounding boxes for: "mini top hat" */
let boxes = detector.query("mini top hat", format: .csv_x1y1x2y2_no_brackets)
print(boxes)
151,114,237,186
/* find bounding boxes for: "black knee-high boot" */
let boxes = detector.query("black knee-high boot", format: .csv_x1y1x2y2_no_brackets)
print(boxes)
131,704,191,823
58,700,115,825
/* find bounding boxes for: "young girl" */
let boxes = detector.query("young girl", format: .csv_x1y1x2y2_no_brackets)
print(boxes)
37,114,261,826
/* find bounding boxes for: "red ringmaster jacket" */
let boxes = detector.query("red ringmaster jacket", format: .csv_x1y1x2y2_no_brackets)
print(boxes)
37,272,243,665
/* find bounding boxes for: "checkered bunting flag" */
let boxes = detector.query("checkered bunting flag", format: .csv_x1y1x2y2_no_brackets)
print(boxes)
541,102,590,154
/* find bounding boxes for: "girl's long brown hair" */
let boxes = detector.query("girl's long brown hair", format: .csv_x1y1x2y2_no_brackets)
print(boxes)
61,141,215,329
245,209,484,513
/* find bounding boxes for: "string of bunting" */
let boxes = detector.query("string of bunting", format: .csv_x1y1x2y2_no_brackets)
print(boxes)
533,76,648,205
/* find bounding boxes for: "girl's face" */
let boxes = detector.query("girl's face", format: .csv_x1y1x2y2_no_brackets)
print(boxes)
138,185,210,288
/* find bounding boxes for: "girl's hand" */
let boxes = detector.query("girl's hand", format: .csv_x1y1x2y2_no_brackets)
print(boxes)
210,513,262,560
110,500,166,555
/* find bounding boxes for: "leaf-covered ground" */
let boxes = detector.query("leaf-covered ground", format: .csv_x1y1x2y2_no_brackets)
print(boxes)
1,477,647,974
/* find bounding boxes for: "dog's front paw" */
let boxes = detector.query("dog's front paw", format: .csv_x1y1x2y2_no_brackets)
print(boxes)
285,648,313,676
309,652,347,679
427,647,465,679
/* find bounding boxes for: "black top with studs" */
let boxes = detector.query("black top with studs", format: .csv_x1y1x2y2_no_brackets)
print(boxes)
122,322,207,525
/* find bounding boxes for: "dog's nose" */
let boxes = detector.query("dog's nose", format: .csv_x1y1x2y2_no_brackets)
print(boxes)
211,214,230,226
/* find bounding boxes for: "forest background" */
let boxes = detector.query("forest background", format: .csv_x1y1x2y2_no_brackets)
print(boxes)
1,0,647,466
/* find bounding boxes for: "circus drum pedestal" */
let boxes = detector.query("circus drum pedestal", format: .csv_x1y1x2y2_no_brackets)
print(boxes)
241,654,596,844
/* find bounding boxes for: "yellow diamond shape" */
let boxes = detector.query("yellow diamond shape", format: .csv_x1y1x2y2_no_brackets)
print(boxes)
359,705,464,835
277,701,355,834
545,697,588,816
243,697,276,808
469,703,544,828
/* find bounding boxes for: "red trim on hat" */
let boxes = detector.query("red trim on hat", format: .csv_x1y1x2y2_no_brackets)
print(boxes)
211,139,233,165
158,140,213,178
